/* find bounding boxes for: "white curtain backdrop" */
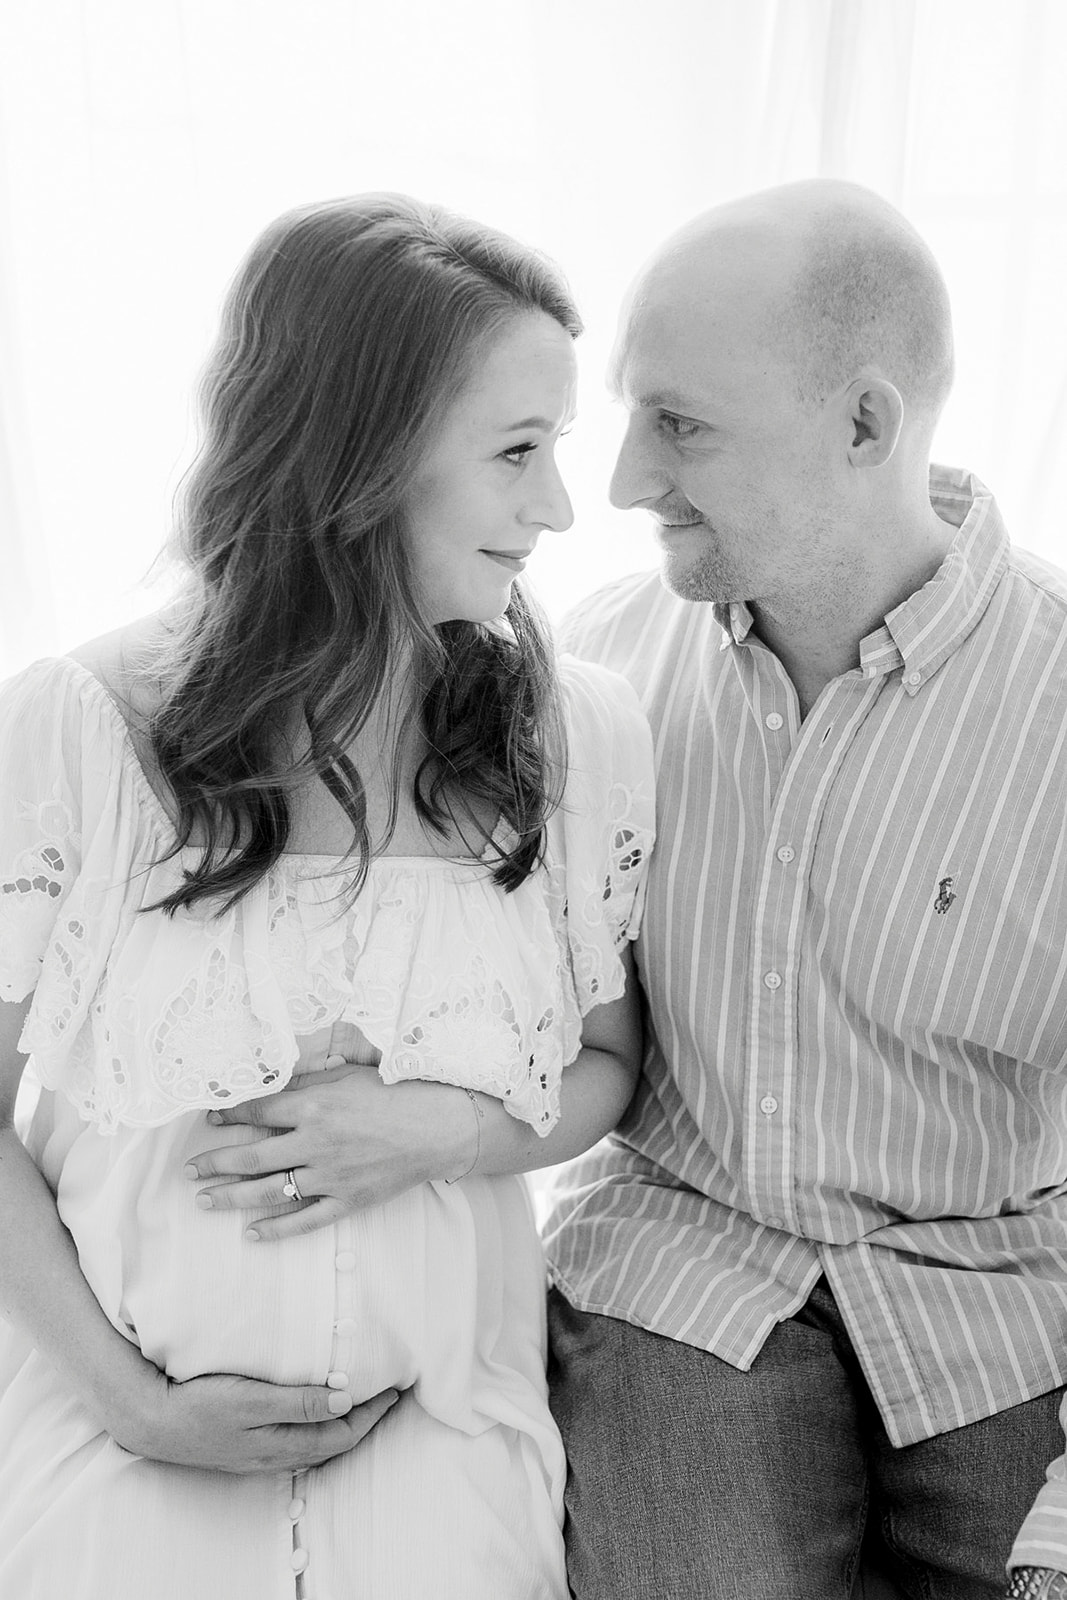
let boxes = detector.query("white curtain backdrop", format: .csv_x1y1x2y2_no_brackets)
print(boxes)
1,0,1065,675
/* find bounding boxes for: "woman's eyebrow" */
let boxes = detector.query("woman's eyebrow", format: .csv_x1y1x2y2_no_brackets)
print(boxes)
499,415,557,432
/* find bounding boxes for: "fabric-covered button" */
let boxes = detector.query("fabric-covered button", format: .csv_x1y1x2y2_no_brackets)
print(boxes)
775,845,795,863
763,971,782,990
765,711,784,730
765,1215,784,1229
759,1095,779,1116
288,1498,305,1521
326,1371,349,1390
334,1251,357,1272
291,1548,310,1573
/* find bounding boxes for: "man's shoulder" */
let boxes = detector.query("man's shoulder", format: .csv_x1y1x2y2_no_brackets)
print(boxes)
561,569,662,642
1006,545,1067,618
559,569,719,671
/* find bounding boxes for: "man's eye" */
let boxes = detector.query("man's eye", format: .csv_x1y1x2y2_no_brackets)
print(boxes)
502,442,536,464
659,413,699,440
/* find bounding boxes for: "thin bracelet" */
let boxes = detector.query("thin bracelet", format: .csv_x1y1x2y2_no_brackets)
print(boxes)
445,1088,485,1183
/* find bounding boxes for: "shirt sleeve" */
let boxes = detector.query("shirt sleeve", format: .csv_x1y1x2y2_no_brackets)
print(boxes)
0,659,94,1004
1007,1403,1067,1573
552,655,655,1015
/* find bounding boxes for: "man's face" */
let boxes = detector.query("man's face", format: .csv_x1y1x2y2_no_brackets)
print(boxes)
607,256,840,608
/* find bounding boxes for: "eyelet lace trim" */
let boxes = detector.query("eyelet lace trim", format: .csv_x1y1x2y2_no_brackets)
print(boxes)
8,787,651,1136
2,658,653,1134
0,794,79,998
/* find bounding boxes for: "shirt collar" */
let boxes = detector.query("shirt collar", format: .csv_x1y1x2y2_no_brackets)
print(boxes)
713,598,757,648
714,467,1010,691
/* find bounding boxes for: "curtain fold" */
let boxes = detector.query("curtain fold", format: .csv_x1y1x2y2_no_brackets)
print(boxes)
0,118,53,673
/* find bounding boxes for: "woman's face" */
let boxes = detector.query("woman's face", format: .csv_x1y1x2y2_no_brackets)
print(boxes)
404,311,578,624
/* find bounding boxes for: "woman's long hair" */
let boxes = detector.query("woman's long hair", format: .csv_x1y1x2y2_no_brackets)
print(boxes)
146,194,582,914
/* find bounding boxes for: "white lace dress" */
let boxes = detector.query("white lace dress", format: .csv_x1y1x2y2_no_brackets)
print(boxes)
0,654,654,1600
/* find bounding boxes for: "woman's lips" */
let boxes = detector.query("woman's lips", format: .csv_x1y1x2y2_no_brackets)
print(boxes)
480,550,530,571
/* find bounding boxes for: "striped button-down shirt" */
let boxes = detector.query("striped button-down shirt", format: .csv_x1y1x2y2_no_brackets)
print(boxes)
543,467,1067,1564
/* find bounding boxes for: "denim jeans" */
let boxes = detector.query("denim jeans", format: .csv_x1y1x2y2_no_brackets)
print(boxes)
547,1280,1063,1600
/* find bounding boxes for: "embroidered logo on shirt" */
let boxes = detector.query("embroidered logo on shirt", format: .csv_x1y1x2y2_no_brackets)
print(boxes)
934,876,957,915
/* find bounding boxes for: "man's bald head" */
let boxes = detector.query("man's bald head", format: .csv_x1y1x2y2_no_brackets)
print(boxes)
608,181,958,616
631,180,954,427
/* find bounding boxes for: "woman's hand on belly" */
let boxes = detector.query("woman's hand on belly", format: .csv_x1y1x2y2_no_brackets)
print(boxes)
118,1365,400,1473
184,1063,478,1242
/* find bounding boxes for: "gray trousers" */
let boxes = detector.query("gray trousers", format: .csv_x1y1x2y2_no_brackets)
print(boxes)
547,1280,1064,1600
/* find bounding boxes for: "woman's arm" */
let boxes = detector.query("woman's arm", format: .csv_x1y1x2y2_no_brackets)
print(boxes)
184,944,644,1243
0,996,398,1470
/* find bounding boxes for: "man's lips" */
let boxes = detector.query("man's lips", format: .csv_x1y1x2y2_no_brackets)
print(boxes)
654,518,705,531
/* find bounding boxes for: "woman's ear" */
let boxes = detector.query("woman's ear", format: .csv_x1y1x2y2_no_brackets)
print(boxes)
844,376,903,467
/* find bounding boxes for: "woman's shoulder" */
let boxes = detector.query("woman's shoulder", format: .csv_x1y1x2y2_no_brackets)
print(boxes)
550,653,655,853
557,653,651,759
0,652,115,743
66,612,170,724
541,658,654,1009
0,614,179,834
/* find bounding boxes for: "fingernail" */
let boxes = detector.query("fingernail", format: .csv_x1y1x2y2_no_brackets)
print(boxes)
244,1227,260,1242
206,1111,223,1125
328,1391,353,1415
195,1192,213,1211
183,1163,199,1180
324,1054,345,1069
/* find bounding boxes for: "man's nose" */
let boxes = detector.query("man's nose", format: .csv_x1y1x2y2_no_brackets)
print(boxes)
609,416,665,510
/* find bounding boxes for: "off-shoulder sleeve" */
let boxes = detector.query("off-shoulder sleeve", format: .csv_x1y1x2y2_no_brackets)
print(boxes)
0,659,105,1003
548,655,655,1016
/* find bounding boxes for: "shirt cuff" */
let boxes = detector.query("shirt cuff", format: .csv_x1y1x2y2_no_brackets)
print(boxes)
1008,1395,1067,1572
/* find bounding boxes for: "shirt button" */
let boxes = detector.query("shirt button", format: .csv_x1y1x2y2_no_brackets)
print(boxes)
775,845,795,863
291,1548,310,1574
906,670,921,686
334,1251,357,1272
759,1094,779,1115
326,1370,349,1390
334,1317,358,1337
765,1215,784,1230
763,970,782,990
288,1498,306,1521
765,711,784,730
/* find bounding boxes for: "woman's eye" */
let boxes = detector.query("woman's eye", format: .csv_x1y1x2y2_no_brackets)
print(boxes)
502,442,537,465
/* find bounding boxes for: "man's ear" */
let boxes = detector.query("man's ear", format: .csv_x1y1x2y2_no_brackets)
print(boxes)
844,377,903,466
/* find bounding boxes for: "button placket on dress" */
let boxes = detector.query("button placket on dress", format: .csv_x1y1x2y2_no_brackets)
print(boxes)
284,1212,358,1600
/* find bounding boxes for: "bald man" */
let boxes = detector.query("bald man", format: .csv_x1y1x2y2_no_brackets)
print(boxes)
543,182,1067,1600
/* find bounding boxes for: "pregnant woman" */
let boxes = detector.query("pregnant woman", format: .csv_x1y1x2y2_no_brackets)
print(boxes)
0,194,653,1598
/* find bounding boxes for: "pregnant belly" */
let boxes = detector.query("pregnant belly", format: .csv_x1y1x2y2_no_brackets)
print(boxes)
54,1114,545,1414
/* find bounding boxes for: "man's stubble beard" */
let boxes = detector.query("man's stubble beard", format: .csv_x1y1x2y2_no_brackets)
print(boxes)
659,541,742,605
